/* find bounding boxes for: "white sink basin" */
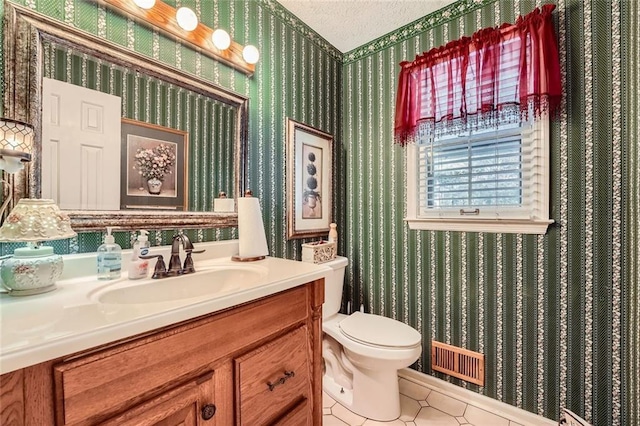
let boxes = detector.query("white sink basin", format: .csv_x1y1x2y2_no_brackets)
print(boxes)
96,266,267,305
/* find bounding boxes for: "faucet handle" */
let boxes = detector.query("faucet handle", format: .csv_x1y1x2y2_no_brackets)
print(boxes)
182,249,206,274
167,253,182,276
139,254,168,279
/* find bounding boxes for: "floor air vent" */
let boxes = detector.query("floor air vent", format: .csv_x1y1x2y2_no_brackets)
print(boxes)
431,340,485,386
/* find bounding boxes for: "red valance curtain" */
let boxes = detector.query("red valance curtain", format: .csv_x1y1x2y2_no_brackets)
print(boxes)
394,4,561,145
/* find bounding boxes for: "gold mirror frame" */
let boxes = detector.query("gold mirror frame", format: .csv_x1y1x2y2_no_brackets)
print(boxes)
3,3,247,231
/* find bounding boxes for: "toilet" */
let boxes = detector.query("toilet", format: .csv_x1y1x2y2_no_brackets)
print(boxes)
321,256,422,421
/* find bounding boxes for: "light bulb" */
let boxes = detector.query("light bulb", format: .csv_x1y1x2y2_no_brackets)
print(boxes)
133,0,156,9
176,7,198,31
212,29,231,50
242,45,260,64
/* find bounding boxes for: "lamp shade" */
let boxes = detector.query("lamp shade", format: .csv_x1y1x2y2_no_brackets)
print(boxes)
0,199,76,242
0,118,33,173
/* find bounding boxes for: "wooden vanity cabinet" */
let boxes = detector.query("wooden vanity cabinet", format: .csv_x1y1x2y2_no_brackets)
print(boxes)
0,279,324,426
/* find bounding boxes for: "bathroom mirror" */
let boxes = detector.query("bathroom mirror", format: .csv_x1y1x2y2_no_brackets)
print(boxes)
3,3,247,231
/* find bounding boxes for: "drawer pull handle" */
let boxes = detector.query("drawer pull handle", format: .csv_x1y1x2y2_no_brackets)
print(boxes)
201,404,217,420
267,370,295,391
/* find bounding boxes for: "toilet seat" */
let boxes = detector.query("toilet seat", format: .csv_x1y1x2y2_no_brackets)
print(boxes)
339,312,421,349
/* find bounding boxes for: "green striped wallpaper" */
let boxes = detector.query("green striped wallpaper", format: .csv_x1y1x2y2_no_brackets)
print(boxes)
621,2,640,425
1,0,638,424
341,0,638,424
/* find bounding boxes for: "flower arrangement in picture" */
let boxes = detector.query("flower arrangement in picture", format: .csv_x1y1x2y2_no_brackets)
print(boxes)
134,143,176,182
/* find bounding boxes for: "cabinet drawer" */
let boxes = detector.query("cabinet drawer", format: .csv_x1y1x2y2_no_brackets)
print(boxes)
274,399,311,426
235,326,310,425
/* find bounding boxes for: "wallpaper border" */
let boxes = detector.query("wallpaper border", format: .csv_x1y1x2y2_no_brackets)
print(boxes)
342,0,495,64
258,0,343,61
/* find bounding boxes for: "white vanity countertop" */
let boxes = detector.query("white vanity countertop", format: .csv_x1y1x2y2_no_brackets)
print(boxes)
0,240,331,375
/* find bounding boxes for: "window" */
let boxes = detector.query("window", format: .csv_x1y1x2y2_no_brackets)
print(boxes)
396,6,561,234
407,117,552,233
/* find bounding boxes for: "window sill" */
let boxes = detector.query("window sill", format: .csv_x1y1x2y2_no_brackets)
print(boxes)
405,218,554,234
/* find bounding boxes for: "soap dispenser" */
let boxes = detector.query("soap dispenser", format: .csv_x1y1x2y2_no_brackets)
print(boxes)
128,230,150,280
97,227,122,280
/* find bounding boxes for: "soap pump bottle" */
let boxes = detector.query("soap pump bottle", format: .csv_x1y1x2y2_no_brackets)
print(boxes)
97,227,122,280
128,230,150,280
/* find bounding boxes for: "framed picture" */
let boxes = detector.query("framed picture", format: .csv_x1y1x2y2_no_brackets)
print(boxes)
286,118,333,239
120,118,188,210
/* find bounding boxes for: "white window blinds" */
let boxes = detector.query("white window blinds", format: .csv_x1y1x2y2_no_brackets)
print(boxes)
416,119,546,220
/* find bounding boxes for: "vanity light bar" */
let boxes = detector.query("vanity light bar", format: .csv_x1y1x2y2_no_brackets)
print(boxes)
97,0,256,75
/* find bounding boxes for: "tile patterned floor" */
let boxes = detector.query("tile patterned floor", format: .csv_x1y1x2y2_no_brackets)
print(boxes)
322,378,524,426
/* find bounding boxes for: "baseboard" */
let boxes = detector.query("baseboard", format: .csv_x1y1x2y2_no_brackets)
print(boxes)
399,368,557,426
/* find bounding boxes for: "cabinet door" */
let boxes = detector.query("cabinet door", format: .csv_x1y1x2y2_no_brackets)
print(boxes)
0,369,23,425
101,372,217,426
235,326,311,425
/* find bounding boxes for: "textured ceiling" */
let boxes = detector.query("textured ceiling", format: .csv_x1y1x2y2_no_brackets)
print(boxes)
276,0,458,53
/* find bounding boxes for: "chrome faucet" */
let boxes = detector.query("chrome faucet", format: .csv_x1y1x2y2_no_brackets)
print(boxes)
139,232,205,279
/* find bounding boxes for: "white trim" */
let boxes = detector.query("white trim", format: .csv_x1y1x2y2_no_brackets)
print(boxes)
406,119,552,235
406,144,419,219
399,368,557,426
406,217,554,234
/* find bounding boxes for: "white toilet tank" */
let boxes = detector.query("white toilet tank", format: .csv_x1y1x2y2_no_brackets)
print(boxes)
322,256,348,319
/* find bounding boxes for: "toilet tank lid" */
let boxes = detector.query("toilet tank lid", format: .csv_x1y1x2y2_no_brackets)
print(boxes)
323,256,348,269
339,312,421,348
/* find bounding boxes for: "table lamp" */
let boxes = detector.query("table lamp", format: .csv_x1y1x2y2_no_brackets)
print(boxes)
0,118,34,219
0,118,33,173
0,199,76,296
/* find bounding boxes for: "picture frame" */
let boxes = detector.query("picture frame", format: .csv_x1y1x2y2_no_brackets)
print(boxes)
120,118,188,210
286,118,333,239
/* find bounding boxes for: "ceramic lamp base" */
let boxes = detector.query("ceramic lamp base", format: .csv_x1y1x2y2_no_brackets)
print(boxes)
0,245,63,296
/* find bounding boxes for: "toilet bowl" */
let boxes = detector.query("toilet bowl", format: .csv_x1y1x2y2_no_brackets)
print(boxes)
320,256,422,421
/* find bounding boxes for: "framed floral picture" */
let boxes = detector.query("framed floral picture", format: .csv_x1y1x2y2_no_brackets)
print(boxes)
120,118,188,210
286,118,333,239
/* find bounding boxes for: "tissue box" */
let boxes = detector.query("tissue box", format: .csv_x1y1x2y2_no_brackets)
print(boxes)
302,241,336,264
